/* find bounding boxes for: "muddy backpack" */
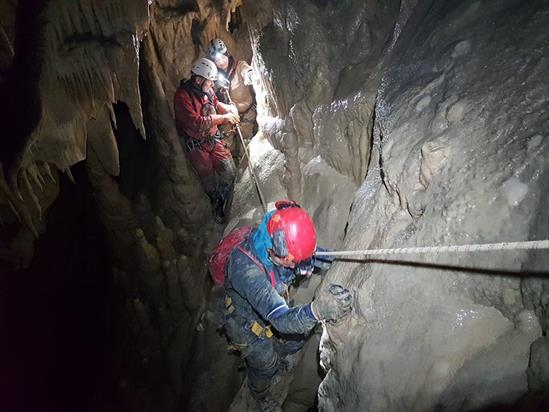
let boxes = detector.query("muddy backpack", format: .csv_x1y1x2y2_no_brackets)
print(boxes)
208,226,252,286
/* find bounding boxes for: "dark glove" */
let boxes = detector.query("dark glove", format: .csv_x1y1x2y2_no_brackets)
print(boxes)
295,247,336,277
295,259,314,277
313,247,336,271
311,284,353,322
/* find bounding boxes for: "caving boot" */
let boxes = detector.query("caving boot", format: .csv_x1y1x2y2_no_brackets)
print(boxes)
255,392,282,412
276,352,300,376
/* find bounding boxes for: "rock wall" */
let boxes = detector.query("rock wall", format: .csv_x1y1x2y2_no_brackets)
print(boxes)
316,0,547,410
239,0,549,410
1,0,548,410
0,0,250,410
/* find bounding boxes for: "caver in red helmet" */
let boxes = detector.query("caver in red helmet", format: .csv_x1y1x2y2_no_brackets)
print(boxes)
267,202,317,263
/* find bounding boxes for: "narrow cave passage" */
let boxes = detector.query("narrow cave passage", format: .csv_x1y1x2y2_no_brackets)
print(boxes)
1,1,548,412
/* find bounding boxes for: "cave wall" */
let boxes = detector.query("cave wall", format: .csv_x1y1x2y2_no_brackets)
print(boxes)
239,0,549,410
1,0,548,410
0,0,249,410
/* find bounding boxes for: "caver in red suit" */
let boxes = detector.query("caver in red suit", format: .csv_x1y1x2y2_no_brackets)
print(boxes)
174,58,240,223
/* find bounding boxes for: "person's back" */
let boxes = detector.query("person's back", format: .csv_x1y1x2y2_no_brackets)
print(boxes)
224,59,254,113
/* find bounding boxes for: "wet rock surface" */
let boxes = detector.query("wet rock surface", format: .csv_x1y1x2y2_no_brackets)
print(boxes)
315,0,549,410
1,0,548,411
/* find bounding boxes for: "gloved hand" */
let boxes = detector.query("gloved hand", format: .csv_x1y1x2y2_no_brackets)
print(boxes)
311,284,353,322
226,104,238,115
215,76,230,90
243,68,254,86
295,248,336,277
313,247,336,271
295,259,314,277
223,112,240,125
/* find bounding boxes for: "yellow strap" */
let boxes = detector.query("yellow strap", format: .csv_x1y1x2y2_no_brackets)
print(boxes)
251,321,263,336
251,321,273,339
225,296,235,314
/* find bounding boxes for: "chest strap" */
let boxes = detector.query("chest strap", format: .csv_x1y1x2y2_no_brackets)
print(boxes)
236,246,276,288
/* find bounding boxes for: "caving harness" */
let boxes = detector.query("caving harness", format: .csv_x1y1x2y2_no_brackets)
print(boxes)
224,296,274,339
179,78,223,153
184,130,223,152
220,238,278,341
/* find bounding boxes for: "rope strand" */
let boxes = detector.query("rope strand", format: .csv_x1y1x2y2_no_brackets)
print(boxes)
315,240,549,257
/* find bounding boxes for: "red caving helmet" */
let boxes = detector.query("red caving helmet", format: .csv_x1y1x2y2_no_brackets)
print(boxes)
267,200,317,263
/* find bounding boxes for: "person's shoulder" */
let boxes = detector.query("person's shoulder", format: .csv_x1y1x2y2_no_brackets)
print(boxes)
176,78,192,92
175,82,188,96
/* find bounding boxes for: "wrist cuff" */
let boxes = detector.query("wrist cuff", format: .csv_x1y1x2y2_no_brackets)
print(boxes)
306,302,319,321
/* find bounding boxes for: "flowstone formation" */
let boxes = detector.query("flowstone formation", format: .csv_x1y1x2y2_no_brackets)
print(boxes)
314,1,548,411
1,0,250,410
232,0,548,410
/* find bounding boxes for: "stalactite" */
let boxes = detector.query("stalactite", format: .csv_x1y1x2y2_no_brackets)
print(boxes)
133,298,153,338
20,169,42,220
13,0,152,183
135,228,161,273
86,105,121,176
26,164,45,190
155,216,177,261
64,167,76,184
164,258,183,307
42,162,56,183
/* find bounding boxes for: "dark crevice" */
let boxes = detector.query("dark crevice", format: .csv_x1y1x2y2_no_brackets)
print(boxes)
0,0,48,183
228,6,243,34
61,32,122,52
191,18,204,50
365,96,378,180
378,125,388,190
155,1,199,16
112,101,156,202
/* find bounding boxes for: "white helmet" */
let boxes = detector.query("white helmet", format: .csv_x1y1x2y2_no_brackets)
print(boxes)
208,38,228,60
191,57,218,81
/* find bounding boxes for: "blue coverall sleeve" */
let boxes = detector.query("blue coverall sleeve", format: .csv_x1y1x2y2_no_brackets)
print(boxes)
229,259,317,335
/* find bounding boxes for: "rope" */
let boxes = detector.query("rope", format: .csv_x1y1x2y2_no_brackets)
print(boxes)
223,90,267,213
315,240,549,257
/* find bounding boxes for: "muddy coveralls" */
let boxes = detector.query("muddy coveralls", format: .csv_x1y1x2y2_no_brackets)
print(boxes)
224,226,318,401
174,79,236,216
218,59,256,161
